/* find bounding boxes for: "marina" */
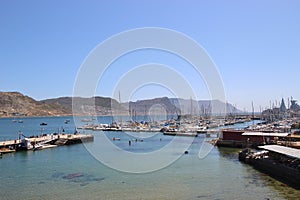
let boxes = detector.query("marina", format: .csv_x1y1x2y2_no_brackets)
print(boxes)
1,1,300,199
0,116,300,199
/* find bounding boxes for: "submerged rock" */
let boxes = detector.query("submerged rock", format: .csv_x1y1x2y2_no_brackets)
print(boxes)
52,172,105,186
62,173,84,180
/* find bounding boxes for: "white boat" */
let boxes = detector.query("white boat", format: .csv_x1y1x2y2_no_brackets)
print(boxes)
163,131,198,137
33,143,57,151
81,118,92,122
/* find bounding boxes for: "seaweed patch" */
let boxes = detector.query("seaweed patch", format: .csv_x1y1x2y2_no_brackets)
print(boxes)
52,172,105,186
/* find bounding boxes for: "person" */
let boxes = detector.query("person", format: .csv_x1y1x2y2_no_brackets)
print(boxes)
129,140,131,146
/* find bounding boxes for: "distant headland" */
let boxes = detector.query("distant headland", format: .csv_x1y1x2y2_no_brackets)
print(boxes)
0,91,240,118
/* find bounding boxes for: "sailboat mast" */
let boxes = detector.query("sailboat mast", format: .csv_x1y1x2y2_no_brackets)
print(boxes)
118,91,122,126
252,101,255,127
190,97,193,116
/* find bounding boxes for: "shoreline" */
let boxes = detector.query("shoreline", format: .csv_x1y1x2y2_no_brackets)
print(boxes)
0,114,114,119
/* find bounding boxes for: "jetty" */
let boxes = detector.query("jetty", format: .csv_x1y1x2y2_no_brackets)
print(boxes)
239,145,300,189
0,133,94,154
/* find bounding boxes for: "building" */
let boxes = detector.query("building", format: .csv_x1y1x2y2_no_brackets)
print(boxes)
290,99,300,111
279,98,287,112
217,129,289,148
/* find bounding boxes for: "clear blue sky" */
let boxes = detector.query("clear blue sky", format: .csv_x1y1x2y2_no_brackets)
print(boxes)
0,0,299,111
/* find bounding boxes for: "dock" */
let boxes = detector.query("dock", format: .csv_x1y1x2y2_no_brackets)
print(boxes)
239,145,300,189
0,133,94,154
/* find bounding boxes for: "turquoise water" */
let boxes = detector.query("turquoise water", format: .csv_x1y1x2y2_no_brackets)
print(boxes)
0,117,299,200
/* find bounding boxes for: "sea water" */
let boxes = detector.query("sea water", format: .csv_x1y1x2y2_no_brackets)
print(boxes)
0,116,299,200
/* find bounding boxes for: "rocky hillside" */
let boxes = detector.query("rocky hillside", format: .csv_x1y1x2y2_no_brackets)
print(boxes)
169,98,242,115
0,92,71,117
123,97,181,116
41,96,123,115
0,91,242,117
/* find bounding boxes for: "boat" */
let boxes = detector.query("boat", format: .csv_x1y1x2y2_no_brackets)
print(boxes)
112,137,121,141
40,122,47,126
17,138,33,150
33,143,44,151
64,119,70,124
81,118,92,122
54,138,68,145
102,127,122,131
163,131,198,137
18,120,23,123
239,145,300,189
33,143,57,151
77,124,95,130
197,129,207,134
0,147,16,154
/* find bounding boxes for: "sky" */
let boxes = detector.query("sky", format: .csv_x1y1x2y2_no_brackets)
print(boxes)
0,0,300,112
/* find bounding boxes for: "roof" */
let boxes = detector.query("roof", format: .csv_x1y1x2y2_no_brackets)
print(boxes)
242,132,289,137
258,145,300,159
290,134,300,138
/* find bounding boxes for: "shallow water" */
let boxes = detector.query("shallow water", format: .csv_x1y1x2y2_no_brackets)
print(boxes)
0,117,299,200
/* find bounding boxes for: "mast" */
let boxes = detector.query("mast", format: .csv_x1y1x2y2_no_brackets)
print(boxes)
252,101,255,127
118,91,122,126
288,97,290,119
144,105,147,121
259,105,262,121
190,97,193,116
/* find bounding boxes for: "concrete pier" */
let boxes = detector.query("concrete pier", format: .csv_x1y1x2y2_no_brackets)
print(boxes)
0,133,94,154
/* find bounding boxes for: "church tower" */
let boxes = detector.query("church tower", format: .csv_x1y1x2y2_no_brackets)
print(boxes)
279,98,286,112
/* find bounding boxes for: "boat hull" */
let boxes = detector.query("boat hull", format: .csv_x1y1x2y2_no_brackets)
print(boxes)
163,132,198,137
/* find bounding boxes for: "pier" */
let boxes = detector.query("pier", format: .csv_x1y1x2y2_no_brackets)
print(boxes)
0,133,94,154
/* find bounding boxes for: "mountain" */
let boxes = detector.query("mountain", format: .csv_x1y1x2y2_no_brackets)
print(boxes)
0,92,125,117
122,97,181,116
169,98,242,115
0,92,71,117
0,91,242,117
41,96,123,115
